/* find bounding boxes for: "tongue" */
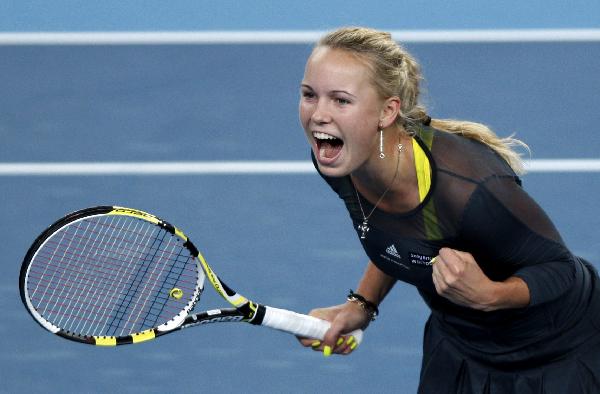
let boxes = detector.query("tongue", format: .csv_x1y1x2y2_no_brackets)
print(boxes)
319,141,342,159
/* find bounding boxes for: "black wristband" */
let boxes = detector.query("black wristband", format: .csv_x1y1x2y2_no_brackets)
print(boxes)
347,289,379,321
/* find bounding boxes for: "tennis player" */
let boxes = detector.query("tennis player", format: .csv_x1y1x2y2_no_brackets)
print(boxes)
298,26,600,393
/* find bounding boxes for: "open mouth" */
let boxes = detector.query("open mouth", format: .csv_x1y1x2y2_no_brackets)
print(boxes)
313,131,344,161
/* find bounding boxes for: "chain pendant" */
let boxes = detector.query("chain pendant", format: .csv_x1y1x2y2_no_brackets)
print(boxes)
354,136,402,242
358,220,370,239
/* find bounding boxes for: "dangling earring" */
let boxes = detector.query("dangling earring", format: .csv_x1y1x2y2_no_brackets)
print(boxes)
379,127,385,159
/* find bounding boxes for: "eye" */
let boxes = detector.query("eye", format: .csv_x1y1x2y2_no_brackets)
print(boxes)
301,89,316,100
335,97,351,105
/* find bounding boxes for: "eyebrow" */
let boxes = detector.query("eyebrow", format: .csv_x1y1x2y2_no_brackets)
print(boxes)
300,84,357,98
332,90,357,98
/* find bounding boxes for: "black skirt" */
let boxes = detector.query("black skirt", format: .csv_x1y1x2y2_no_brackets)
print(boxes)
418,261,600,394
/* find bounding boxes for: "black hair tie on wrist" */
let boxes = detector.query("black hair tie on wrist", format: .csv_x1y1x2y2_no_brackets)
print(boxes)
347,289,379,321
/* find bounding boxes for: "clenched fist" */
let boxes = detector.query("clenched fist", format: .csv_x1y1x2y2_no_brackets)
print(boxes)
431,248,500,311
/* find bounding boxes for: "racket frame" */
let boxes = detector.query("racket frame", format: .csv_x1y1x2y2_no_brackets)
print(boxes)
20,206,362,347
20,206,207,345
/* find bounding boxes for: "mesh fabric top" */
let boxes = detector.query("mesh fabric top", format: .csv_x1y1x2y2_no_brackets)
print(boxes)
313,126,594,348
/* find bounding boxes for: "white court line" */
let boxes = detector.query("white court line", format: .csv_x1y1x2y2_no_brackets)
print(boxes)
0,160,599,176
1,29,600,45
0,161,314,175
525,159,600,172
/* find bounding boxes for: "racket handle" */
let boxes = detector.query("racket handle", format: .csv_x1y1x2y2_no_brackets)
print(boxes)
261,306,363,345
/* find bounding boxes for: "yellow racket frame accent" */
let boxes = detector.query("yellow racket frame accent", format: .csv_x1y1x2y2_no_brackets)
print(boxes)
94,336,117,346
108,206,161,225
132,329,156,344
196,253,248,307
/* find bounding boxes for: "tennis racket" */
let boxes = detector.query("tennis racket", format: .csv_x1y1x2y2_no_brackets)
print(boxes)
19,206,362,346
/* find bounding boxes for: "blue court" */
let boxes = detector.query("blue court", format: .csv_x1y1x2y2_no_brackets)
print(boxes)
1,3,599,393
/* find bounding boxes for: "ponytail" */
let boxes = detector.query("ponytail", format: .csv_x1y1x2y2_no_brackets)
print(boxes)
430,119,529,174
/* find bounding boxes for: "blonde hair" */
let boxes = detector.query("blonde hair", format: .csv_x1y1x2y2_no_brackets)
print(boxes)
317,27,528,174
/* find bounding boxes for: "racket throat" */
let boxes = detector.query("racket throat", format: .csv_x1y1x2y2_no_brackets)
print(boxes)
246,304,266,325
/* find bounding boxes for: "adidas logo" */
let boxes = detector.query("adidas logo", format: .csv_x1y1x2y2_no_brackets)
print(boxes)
386,244,402,259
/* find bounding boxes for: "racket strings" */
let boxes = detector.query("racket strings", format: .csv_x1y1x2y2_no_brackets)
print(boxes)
31,248,196,293
35,218,94,329
139,235,194,332
118,224,179,335
78,216,172,336
32,229,197,292
26,215,199,337
33,215,142,335
46,220,193,264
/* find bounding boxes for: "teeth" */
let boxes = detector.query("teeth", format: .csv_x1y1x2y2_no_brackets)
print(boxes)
313,131,339,140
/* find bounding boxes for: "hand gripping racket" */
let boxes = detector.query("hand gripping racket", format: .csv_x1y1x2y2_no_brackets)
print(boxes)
19,206,362,346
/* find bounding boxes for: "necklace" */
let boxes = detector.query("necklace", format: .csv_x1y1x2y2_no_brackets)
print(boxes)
354,143,403,240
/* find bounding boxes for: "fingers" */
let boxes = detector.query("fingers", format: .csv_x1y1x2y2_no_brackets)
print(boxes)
432,248,472,277
433,249,465,285
298,303,366,357
431,248,463,296
333,335,359,355
309,333,359,357
431,248,493,309
299,334,359,353
298,337,318,347
296,305,341,347
299,324,360,357
437,248,473,266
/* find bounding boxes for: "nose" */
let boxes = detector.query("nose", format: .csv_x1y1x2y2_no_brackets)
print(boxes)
311,99,332,125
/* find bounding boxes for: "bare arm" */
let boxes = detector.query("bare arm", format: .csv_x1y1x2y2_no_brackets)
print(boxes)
355,260,397,307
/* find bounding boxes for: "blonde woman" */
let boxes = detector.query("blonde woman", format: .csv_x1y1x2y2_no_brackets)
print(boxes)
298,27,600,393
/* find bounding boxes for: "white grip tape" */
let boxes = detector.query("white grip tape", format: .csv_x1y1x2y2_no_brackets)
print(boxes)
261,306,363,345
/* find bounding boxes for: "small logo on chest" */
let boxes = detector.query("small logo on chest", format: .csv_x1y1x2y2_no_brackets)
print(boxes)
385,244,402,259
380,244,409,270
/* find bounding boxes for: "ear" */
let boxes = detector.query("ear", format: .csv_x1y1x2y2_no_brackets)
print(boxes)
379,96,401,128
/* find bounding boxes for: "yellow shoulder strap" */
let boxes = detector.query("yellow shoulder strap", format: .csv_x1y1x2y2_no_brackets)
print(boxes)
412,130,442,240
412,138,431,203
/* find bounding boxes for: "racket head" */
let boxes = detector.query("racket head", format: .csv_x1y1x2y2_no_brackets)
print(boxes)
19,206,205,346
